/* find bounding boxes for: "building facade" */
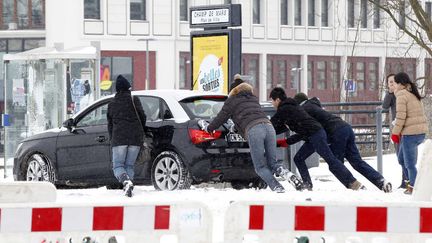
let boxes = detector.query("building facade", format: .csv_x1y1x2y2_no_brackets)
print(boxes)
45,0,432,102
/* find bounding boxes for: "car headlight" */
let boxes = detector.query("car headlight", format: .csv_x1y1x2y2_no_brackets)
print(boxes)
15,143,23,157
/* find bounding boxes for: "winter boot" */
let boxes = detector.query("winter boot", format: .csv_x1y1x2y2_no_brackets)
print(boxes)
276,167,304,191
349,180,366,190
404,185,414,195
380,179,392,193
123,180,134,197
272,185,286,193
302,181,313,191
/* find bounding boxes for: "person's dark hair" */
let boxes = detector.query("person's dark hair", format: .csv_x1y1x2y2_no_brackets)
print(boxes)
269,87,287,101
394,72,422,100
293,92,309,104
386,73,395,89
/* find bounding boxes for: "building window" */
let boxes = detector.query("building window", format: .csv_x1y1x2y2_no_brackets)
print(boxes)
180,0,188,21
179,52,191,89
130,0,146,21
267,55,301,97
360,0,367,28
347,57,380,95
427,2,432,20
399,1,406,29
242,54,260,97
385,57,416,81
373,1,381,29
1,0,45,30
424,59,432,94
348,0,355,28
295,0,302,25
84,0,100,19
321,0,329,27
308,0,315,26
308,56,341,101
100,56,134,96
253,0,261,24
281,0,288,25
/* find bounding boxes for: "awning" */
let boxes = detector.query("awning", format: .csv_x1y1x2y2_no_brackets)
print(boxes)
3,46,97,61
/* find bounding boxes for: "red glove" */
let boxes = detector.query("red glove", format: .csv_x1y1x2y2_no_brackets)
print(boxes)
391,134,400,144
277,138,289,147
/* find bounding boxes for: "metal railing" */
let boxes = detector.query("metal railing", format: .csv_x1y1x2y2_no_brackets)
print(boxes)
321,101,389,174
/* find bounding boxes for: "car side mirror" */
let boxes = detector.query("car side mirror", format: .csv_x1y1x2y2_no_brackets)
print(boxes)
62,118,74,130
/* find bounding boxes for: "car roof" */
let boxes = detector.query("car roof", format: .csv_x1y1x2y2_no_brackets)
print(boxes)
131,89,227,101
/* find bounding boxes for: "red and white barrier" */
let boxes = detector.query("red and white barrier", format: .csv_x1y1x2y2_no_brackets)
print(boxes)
0,201,211,243
224,201,432,243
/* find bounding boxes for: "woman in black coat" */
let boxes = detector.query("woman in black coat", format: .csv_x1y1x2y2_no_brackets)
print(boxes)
107,75,146,197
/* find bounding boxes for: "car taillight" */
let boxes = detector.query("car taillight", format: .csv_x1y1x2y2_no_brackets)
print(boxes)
189,129,222,144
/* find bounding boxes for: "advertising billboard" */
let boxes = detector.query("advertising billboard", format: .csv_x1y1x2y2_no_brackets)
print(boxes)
192,33,229,94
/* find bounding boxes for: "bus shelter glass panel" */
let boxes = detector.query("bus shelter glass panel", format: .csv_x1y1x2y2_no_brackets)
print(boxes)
4,60,65,170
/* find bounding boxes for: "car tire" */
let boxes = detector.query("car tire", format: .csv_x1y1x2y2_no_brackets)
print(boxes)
151,151,192,191
23,153,55,183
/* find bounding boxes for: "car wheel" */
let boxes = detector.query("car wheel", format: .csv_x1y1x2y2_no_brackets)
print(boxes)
151,151,192,190
24,154,55,183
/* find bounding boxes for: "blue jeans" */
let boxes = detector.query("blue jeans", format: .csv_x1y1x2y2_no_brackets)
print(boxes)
398,134,425,186
328,126,384,188
294,128,356,188
112,145,140,182
247,123,282,190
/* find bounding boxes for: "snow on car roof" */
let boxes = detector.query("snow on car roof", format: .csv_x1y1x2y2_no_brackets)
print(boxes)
131,89,227,101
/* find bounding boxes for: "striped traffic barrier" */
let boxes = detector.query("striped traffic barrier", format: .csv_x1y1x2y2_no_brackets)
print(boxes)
225,201,432,243
0,201,211,243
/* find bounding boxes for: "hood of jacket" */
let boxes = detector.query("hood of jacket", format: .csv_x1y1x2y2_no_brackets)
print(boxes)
279,97,298,108
306,97,322,107
229,82,253,97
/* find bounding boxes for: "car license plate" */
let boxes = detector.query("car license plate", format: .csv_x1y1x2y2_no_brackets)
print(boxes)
226,133,247,142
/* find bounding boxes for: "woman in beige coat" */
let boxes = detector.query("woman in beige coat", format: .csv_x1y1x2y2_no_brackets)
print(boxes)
391,72,428,194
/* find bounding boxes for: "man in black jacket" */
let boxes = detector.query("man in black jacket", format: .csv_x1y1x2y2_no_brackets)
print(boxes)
201,77,303,192
269,87,363,191
107,75,147,197
293,92,392,193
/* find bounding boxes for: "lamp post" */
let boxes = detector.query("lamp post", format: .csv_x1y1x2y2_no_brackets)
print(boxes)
291,67,303,93
137,38,155,90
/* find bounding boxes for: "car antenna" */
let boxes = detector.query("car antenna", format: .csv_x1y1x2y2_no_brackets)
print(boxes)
192,71,201,90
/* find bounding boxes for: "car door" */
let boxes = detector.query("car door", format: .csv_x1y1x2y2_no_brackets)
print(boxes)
56,101,113,181
133,95,164,179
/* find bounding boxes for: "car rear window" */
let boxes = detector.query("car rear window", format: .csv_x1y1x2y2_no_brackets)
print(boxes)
180,96,227,119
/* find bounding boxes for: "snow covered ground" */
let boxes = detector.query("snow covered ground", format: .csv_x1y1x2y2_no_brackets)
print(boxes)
0,141,429,243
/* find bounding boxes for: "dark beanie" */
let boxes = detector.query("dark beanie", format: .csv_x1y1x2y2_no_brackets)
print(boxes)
293,92,309,104
116,75,131,92
229,74,244,91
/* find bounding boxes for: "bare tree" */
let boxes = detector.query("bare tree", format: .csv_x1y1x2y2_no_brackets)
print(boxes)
368,0,432,91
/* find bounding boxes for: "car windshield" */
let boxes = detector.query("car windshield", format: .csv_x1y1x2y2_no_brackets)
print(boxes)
180,96,226,119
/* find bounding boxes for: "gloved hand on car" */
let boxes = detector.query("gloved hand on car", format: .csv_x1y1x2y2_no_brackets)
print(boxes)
198,119,213,134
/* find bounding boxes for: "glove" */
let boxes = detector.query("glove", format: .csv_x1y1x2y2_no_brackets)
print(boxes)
391,134,400,144
277,138,289,147
198,119,210,133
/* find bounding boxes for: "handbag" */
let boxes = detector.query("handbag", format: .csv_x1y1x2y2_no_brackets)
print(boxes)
131,95,153,164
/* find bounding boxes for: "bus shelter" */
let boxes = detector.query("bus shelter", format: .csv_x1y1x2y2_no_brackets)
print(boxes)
3,46,98,171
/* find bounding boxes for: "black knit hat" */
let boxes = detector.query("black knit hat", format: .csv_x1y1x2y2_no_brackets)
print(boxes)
229,74,244,91
293,92,309,104
116,75,131,92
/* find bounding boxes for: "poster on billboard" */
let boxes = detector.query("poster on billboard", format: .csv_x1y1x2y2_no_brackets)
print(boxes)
192,34,229,94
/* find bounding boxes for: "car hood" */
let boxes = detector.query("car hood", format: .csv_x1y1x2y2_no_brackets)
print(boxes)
21,127,63,142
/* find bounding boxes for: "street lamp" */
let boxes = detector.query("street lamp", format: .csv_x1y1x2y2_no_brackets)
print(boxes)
137,38,155,90
291,67,303,93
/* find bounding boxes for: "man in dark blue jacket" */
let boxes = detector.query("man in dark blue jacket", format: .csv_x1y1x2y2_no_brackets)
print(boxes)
269,87,363,191
293,92,392,193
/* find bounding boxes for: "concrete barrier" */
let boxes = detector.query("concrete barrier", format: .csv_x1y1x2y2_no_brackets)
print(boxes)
224,201,432,243
413,139,432,201
0,201,212,243
0,181,56,203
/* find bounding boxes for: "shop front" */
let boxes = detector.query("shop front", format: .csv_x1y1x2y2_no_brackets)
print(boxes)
3,46,98,168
